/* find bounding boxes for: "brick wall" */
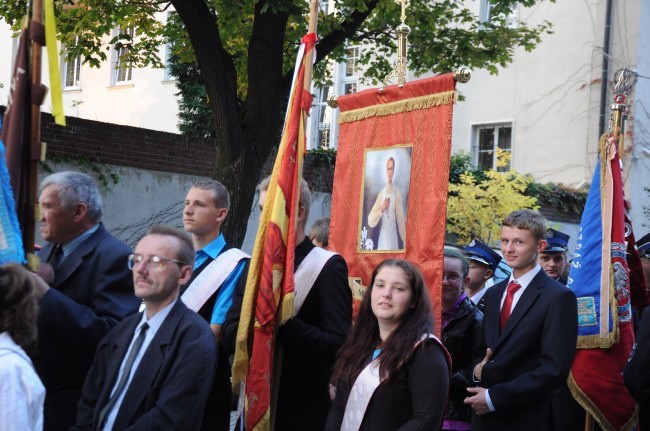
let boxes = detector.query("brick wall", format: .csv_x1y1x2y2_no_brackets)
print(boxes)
1,108,335,193
39,112,217,177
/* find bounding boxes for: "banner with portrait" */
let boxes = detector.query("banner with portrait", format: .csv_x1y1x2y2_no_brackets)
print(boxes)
329,74,455,325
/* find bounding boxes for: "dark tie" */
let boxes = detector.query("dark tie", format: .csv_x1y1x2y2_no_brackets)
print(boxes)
97,322,149,429
500,281,521,332
49,245,64,270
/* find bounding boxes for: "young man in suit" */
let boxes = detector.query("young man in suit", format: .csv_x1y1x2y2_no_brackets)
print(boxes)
464,209,578,431
34,172,140,430
74,226,217,430
182,179,249,430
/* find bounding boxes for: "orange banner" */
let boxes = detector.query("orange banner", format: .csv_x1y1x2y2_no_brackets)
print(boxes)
329,74,455,331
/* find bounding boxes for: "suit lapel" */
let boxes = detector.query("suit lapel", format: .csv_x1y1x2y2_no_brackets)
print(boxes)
113,301,186,428
495,271,546,349
486,280,507,347
51,224,107,289
95,315,141,423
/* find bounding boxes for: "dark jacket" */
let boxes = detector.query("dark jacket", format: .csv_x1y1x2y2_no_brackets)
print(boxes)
625,310,650,429
325,339,451,431
37,223,140,431
74,300,217,430
472,270,578,431
223,238,352,431
442,296,483,424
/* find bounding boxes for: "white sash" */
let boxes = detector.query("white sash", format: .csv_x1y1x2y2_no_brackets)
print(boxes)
181,248,250,312
293,247,337,315
340,334,443,431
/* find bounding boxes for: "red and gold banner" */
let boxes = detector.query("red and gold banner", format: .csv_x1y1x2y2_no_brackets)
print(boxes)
567,135,638,431
329,74,455,329
231,33,316,431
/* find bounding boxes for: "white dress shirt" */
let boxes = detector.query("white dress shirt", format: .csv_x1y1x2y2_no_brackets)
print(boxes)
0,332,45,431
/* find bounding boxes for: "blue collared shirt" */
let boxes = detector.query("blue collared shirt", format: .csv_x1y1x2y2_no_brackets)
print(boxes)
195,234,247,325
58,223,100,264
103,300,177,431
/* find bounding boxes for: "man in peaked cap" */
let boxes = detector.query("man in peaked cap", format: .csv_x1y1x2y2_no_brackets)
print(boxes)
538,228,570,285
463,238,502,312
539,228,584,431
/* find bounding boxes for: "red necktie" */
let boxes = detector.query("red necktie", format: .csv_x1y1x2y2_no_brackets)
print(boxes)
500,281,521,331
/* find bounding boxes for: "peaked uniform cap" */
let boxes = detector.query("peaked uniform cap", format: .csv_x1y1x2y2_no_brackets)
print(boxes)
544,228,570,253
638,233,650,258
463,238,502,272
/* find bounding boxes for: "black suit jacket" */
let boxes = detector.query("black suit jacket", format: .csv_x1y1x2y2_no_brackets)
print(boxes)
625,310,650,428
37,223,140,431
472,269,578,431
223,238,352,431
74,300,217,430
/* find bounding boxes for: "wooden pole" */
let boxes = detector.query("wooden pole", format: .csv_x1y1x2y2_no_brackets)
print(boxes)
27,0,44,259
302,0,319,93
585,412,594,431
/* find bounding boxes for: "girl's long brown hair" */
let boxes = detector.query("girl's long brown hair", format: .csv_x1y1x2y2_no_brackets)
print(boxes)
330,259,434,385
0,264,39,354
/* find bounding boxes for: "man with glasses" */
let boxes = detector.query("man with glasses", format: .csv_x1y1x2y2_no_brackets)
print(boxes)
441,249,483,431
33,171,140,430
74,225,217,430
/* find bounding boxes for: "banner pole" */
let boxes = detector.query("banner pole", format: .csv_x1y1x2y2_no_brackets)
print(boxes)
27,0,44,258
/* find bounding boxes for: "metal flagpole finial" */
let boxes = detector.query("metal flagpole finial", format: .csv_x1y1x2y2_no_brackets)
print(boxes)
396,0,409,24
609,68,638,157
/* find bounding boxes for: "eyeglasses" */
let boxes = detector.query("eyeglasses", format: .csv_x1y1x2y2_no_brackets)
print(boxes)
442,273,463,283
128,254,188,271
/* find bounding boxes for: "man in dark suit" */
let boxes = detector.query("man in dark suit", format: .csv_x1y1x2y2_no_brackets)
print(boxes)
464,209,578,431
624,309,650,429
33,172,140,430
223,177,352,431
74,225,217,430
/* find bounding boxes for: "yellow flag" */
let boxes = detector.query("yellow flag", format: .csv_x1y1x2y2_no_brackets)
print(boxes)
44,0,65,126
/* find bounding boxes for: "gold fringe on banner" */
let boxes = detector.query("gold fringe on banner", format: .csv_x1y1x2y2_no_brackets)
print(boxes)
575,135,620,349
338,90,455,124
567,372,638,431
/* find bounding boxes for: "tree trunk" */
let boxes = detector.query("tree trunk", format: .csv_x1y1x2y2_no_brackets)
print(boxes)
173,0,289,246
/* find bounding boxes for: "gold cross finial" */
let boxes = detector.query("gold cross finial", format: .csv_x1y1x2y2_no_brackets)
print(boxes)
395,0,408,23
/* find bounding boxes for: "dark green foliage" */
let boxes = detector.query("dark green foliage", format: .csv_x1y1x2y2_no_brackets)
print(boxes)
167,55,215,138
524,182,587,217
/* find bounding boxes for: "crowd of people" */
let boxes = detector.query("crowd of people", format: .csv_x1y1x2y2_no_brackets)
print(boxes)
1,170,650,431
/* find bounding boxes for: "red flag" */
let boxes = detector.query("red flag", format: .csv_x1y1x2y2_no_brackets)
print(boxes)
231,32,316,431
567,135,638,431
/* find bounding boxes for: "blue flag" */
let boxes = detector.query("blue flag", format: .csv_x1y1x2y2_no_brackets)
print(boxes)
0,116,26,265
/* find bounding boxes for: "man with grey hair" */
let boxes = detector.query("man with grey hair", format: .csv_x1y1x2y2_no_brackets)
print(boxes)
223,176,352,430
34,171,140,431
181,178,249,431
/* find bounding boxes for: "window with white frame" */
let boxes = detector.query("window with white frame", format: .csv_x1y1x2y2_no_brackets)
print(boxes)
310,86,333,149
343,45,360,95
62,38,81,89
163,42,174,81
472,123,512,172
479,1,519,28
111,26,134,85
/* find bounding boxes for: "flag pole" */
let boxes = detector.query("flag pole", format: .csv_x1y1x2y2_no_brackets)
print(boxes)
303,0,319,93
27,0,44,260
